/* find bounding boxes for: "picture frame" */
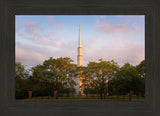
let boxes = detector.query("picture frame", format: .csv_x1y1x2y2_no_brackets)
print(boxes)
0,0,160,116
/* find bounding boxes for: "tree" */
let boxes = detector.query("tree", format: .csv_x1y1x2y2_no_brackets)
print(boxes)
136,60,145,78
15,62,30,99
135,60,145,96
113,62,145,97
15,62,29,79
81,59,119,99
31,57,78,97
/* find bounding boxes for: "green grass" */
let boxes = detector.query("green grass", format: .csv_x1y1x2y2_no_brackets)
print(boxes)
16,95,144,101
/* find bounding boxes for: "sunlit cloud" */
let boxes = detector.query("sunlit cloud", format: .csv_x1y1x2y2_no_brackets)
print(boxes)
91,38,103,42
95,20,139,34
36,38,62,47
25,20,42,36
16,15,144,67
83,38,144,66
16,45,46,66
15,40,77,66
45,16,63,27
96,23,139,34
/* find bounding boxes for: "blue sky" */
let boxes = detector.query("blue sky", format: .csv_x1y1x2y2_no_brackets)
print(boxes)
16,15,145,68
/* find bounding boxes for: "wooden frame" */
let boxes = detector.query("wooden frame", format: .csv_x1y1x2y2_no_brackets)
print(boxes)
0,0,160,116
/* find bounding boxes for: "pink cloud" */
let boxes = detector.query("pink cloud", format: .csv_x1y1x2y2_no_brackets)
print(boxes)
107,38,129,46
16,33,24,37
95,22,139,34
46,16,63,27
44,30,53,37
55,29,68,33
37,38,62,47
106,42,144,65
15,45,46,66
91,38,103,42
83,38,144,66
100,16,105,19
16,31,62,47
25,20,41,36
15,40,77,67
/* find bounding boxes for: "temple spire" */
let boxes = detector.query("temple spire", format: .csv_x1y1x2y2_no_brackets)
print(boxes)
79,24,81,47
77,24,83,66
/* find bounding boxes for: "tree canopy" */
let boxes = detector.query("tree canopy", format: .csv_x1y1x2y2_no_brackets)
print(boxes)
81,59,119,99
15,57,145,99
31,57,78,95
109,62,145,97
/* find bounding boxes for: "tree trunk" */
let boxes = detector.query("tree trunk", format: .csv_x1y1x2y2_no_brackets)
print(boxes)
100,92,103,99
104,93,107,99
129,91,132,101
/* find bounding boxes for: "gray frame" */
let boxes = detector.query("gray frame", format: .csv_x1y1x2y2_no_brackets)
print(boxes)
0,0,160,116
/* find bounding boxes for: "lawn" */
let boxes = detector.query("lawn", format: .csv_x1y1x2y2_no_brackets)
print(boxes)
16,95,144,101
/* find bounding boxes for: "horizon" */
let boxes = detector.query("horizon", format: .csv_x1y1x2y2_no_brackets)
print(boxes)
16,15,145,69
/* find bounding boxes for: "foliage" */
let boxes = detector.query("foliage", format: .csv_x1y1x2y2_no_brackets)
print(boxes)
81,59,119,99
15,62,30,99
109,62,145,97
15,57,78,98
15,62,29,79
136,60,145,78
15,58,145,99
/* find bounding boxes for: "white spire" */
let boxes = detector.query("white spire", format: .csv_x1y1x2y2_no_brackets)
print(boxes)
79,24,81,47
77,24,83,66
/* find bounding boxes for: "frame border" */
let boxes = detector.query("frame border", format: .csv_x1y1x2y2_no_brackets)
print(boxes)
0,0,160,116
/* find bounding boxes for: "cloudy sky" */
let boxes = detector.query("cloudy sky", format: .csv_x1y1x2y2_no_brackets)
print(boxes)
16,15,145,68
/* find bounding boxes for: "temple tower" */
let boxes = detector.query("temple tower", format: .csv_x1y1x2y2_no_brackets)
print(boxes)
77,24,83,66
74,25,83,95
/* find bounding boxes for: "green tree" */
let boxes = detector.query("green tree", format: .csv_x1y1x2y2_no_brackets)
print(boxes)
81,59,119,99
31,57,78,97
113,62,145,97
15,62,30,99
15,62,29,79
136,60,145,78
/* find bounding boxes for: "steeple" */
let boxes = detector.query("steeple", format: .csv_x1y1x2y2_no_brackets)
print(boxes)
79,24,81,47
77,24,83,66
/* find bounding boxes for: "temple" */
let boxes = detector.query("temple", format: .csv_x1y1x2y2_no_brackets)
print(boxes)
74,25,83,95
